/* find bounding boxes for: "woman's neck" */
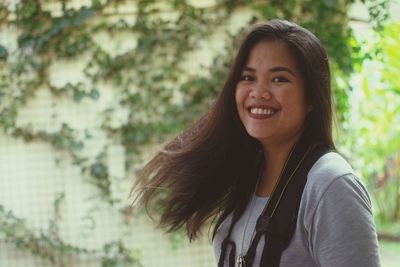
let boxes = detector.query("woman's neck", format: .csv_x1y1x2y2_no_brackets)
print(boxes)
256,140,297,197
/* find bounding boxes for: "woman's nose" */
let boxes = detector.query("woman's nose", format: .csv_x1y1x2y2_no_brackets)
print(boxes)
249,82,272,99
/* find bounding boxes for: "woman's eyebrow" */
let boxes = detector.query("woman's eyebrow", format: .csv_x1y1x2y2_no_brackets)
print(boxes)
270,66,296,77
242,66,296,77
242,66,256,72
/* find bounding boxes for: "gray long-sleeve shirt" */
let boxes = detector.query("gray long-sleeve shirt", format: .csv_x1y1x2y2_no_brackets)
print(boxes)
213,152,381,267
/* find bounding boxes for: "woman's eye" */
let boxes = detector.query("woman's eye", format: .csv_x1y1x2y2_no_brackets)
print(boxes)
240,75,253,81
271,76,289,83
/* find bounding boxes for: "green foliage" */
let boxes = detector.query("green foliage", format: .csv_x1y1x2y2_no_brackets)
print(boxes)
16,3,95,57
0,44,8,60
0,205,141,267
49,82,100,102
347,21,400,226
0,204,92,266
101,241,142,267
89,151,112,199
0,0,392,264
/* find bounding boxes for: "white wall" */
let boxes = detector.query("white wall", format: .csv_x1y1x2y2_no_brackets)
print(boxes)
0,1,251,266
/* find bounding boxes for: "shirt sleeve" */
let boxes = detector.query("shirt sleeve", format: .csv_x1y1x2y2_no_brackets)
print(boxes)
309,174,381,267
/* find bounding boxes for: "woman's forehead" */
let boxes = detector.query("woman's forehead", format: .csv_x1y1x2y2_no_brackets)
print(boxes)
244,41,300,73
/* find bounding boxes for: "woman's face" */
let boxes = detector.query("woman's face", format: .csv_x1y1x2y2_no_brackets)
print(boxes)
235,40,309,147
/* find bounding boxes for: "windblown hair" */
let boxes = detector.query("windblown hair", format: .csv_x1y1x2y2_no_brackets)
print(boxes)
131,19,335,240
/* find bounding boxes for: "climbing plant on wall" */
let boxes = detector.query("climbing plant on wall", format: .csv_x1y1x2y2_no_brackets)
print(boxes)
0,0,390,266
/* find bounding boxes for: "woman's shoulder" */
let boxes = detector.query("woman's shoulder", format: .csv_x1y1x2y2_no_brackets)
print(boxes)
301,151,370,215
296,152,379,267
297,152,373,236
305,151,357,194
309,151,354,180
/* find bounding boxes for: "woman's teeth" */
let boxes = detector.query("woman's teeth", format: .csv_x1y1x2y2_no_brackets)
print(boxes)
250,108,276,115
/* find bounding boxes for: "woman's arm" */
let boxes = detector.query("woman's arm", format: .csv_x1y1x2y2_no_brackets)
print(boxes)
309,174,381,267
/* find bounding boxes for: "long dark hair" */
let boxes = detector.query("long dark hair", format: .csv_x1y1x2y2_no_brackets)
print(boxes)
131,19,334,240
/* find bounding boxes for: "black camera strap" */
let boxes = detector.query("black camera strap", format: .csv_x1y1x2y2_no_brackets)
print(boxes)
218,134,330,267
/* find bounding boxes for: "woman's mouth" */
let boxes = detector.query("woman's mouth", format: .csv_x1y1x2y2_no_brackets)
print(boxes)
247,106,278,119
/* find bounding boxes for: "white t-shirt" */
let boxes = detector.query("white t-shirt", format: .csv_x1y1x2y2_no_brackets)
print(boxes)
213,152,381,267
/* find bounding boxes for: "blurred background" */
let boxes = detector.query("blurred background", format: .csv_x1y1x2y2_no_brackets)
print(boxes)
0,0,399,266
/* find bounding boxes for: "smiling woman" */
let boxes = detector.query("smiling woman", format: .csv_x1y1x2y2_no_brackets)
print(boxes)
235,40,310,197
236,41,307,151
132,19,381,267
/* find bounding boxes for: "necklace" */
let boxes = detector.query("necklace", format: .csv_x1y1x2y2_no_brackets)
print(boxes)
236,195,255,267
236,151,263,267
235,146,296,267
236,164,264,267
239,195,256,252
236,143,316,267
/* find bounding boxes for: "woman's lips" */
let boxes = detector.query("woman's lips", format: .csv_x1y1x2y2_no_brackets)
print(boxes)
246,105,278,119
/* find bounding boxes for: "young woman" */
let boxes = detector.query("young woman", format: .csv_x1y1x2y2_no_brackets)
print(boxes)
132,19,380,267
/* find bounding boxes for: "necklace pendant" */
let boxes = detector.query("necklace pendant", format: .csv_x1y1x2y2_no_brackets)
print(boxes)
236,255,246,267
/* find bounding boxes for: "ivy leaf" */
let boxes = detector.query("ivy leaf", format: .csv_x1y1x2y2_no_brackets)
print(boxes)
91,0,103,9
74,7,95,27
71,141,84,151
0,44,8,60
322,0,339,8
89,88,100,100
90,162,108,181
73,90,86,102
50,18,70,35
20,1,39,19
